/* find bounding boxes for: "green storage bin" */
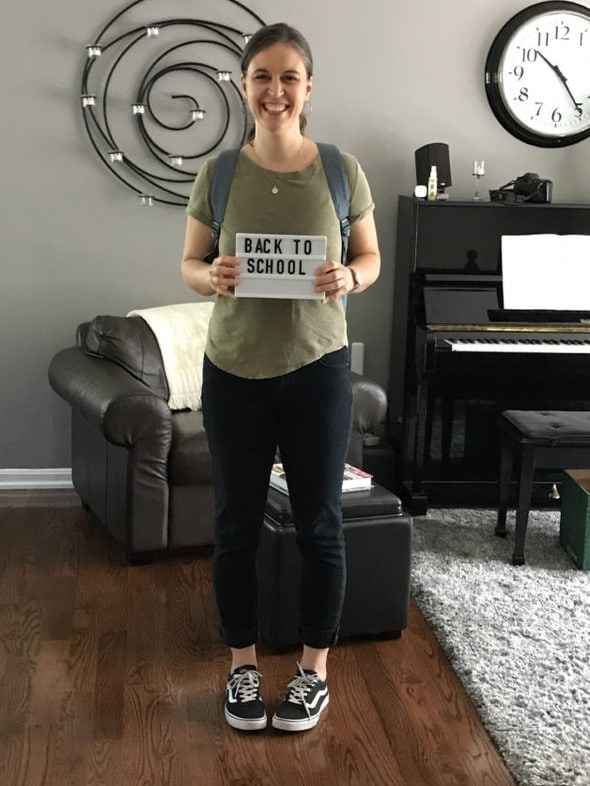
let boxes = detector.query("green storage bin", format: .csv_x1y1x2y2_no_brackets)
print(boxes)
560,470,590,570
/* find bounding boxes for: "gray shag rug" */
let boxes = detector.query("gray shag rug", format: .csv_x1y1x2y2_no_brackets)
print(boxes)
411,508,590,786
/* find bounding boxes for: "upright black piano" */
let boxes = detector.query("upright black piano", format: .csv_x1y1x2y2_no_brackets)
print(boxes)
389,196,590,512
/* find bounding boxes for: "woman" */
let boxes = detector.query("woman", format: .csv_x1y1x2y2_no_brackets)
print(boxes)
181,22,380,733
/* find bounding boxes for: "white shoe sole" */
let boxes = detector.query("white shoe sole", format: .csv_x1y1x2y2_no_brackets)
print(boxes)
225,708,267,731
271,694,329,732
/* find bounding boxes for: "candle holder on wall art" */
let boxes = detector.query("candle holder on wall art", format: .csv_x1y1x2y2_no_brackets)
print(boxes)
472,160,485,200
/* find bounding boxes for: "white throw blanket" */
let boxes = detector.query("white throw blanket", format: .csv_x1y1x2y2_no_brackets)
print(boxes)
127,302,214,410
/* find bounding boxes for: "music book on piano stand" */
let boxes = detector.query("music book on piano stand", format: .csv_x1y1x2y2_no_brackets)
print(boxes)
501,234,590,311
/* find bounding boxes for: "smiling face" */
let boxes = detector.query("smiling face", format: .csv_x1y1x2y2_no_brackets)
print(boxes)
241,42,313,135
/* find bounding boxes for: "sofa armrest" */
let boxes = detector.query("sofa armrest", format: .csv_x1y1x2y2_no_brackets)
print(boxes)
348,371,388,468
49,347,172,446
49,346,173,554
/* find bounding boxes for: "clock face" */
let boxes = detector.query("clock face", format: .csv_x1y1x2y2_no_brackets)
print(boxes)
485,1,590,146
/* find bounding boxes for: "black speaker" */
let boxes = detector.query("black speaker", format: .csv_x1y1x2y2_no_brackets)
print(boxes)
415,143,452,192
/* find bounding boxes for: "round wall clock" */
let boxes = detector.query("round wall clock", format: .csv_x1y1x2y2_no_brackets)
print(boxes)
485,1,590,146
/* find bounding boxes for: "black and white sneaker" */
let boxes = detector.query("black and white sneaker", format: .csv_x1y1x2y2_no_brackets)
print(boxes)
272,663,329,732
225,665,267,731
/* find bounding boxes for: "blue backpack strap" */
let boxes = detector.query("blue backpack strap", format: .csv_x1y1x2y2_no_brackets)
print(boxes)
208,147,241,250
317,142,351,266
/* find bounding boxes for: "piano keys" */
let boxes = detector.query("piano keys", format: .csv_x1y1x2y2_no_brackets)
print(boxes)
441,335,590,354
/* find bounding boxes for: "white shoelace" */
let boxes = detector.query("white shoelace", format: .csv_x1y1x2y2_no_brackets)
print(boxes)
285,663,320,717
228,669,262,702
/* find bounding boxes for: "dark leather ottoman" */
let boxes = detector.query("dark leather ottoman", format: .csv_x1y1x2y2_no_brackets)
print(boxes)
258,484,412,651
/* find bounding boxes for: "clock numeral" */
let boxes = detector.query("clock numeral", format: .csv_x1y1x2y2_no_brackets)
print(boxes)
521,48,538,62
556,23,570,41
575,105,583,119
534,102,543,117
551,108,562,123
517,87,529,102
536,30,551,47
511,65,525,80
579,31,586,46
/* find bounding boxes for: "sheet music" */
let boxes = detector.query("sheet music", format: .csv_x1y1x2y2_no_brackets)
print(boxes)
501,234,590,310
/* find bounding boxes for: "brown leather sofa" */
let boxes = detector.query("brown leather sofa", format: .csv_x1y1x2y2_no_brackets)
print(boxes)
48,313,390,563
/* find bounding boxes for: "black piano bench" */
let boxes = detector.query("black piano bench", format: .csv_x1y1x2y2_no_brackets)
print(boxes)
496,410,590,565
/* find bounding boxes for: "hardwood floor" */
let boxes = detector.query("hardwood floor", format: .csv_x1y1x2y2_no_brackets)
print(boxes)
0,495,515,786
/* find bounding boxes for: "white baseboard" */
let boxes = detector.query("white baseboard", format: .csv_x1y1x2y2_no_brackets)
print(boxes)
0,469,73,490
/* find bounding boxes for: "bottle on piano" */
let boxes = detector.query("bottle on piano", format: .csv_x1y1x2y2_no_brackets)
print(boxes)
427,166,438,201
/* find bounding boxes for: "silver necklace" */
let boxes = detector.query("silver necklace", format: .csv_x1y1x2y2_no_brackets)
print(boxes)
249,139,306,195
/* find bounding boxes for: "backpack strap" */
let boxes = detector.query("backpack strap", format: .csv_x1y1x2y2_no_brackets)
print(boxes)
317,142,351,266
208,147,241,255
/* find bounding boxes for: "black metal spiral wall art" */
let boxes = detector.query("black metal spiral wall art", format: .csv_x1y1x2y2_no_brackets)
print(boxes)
80,0,266,206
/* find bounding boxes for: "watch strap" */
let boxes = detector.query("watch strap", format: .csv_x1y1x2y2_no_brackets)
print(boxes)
349,266,361,291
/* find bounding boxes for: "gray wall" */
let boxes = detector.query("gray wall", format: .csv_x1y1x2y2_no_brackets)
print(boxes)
2,0,589,471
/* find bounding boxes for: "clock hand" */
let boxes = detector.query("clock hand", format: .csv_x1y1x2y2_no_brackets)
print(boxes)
535,49,581,111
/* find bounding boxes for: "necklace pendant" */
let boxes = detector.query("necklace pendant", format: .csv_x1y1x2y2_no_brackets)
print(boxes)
271,185,279,195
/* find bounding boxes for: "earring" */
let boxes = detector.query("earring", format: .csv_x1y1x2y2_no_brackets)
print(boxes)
304,99,313,116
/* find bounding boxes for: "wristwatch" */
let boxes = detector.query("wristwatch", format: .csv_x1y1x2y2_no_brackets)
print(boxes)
349,266,362,291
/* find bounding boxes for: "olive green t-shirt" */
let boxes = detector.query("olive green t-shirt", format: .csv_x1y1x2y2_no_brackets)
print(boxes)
185,148,374,379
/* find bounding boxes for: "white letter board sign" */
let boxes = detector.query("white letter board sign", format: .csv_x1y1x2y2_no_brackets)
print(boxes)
235,233,327,299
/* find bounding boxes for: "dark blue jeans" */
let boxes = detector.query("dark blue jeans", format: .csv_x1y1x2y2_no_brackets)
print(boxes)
201,347,353,649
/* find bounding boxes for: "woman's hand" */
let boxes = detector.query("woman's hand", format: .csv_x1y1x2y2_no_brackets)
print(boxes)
182,217,241,298
209,255,240,298
314,260,353,303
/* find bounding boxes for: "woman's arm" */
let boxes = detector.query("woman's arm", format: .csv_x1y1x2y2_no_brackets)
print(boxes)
314,212,381,302
181,216,240,298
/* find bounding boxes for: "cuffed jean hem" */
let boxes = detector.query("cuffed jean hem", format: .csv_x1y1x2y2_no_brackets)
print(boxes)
300,625,340,650
220,626,259,650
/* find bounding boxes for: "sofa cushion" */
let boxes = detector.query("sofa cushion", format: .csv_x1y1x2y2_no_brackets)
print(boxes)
81,315,169,400
168,411,213,485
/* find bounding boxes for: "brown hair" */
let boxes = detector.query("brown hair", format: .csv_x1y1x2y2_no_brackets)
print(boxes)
241,23,313,139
